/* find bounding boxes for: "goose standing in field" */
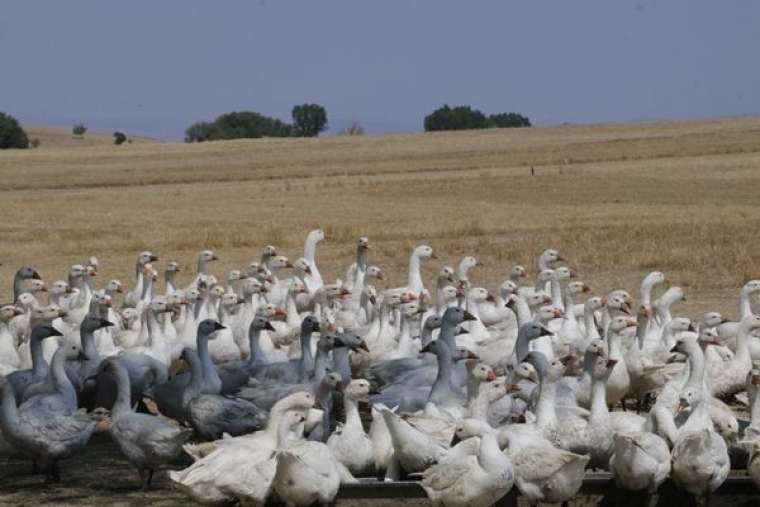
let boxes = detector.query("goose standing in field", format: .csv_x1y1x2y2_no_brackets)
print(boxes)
6,324,63,400
327,379,374,475
0,305,24,376
610,430,671,493
123,252,158,308
164,261,181,295
19,341,85,415
421,419,514,507
717,280,760,341
671,385,730,503
185,249,219,291
96,357,193,490
707,314,760,397
456,256,479,306
0,375,99,482
13,265,42,301
303,228,325,293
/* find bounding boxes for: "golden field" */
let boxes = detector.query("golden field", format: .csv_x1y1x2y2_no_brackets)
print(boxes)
2,117,760,317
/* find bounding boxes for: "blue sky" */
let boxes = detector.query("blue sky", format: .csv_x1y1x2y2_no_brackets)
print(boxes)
1,1,759,139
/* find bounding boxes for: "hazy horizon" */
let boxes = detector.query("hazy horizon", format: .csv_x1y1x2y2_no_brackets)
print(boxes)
2,1,759,140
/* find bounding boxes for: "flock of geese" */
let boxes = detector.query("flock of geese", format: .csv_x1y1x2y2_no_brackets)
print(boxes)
1,229,760,506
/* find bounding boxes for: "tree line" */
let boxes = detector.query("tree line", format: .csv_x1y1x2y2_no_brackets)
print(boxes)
0,103,531,149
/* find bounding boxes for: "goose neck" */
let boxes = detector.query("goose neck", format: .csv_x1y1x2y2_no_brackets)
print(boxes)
298,330,315,380
428,343,455,403
550,277,563,310
30,334,49,378
590,376,609,423
535,377,558,429
248,328,266,365
344,396,363,431
111,363,133,417
684,342,706,390
477,432,507,471
80,330,99,360
407,254,423,294
0,382,19,434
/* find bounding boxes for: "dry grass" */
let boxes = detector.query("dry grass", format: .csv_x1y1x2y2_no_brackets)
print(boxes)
23,126,159,149
2,117,760,317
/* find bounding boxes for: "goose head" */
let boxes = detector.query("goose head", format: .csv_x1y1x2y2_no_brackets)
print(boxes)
15,292,38,310
606,293,632,316
567,281,591,295
638,303,654,320
441,306,477,327
308,229,325,243
336,332,369,352
142,263,158,281
240,277,264,298
261,245,278,262
538,249,563,269
702,312,727,328
586,338,609,358
469,362,496,382
221,292,245,311
554,266,577,280
677,385,702,412
523,292,553,310
301,315,321,335
80,314,114,334
607,316,638,335
515,361,538,382
740,314,760,334
585,296,606,312
345,379,371,402
534,305,563,323
450,419,496,445
0,304,23,321
28,279,47,294
698,326,722,347
742,280,760,295
500,280,518,299
439,286,460,306
91,292,113,310
457,256,478,280
535,269,554,286
106,279,123,294
269,256,293,271
198,249,219,264
58,342,87,361
184,287,201,305
273,391,315,417
50,280,73,296
641,271,667,291
467,287,494,305
356,236,370,252
510,264,527,281
667,317,696,336
413,245,435,260
16,265,42,281
226,270,244,284
423,315,443,331
249,315,275,333
321,371,344,392
137,251,159,266
524,351,572,382
292,257,312,277
591,355,618,382
69,264,87,282
208,284,226,301
657,286,685,307
148,296,172,314
400,301,422,318
289,279,308,296
317,333,341,353
166,261,181,274
438,266,456,285
165,290,186,309
30,322,63,341
257,303,287,319
366,265,385,281
197,318,225,338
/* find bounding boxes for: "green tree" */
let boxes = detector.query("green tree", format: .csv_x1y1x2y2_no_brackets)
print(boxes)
423,105,488,131
0,112,29,149
487,112,531,128
291,104,328,137
184,111,293,142
113,132,127,145
72,123,87,137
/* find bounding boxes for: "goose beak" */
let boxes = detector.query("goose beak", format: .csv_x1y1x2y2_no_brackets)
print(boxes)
450,433,461,446
542,295,552,305
485,370,496,382
539,325,553,337
32,270,42,280
50,327,64,337
211,255,219,261
430,252,438,260
100,319,115,328
149,255,159,262
274,307,287,317
465,350,479,360
358,341,370,352
57,309,68,318
688,323,697,332
376,271,385,281
678,399,689,411
369,295,376,305
285,261,294,268
559,355,576,367
463,310,477,322
553,308,564,318
485,294,495,303
568,268,578,278
721,317,730,324
264,322,275,332
304,266,312,275
606,358,618,368
340,288,351,297
213,322,226,331
620,303,632,315
582,284,591,293
12,307,23,316
751,375,760,385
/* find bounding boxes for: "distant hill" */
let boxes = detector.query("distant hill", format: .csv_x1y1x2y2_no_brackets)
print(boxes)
23,125,160,148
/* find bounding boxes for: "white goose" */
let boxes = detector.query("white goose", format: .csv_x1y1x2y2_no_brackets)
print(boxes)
421,419,514,507
327,379,374,476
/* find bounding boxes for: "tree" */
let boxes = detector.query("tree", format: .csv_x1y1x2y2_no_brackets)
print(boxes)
0,112,29,149
184,111,293,143
423,105,488,132
72,123,87,137
487,112,531,128
113,132,127,145
292,104,328,137
424,105,531,132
